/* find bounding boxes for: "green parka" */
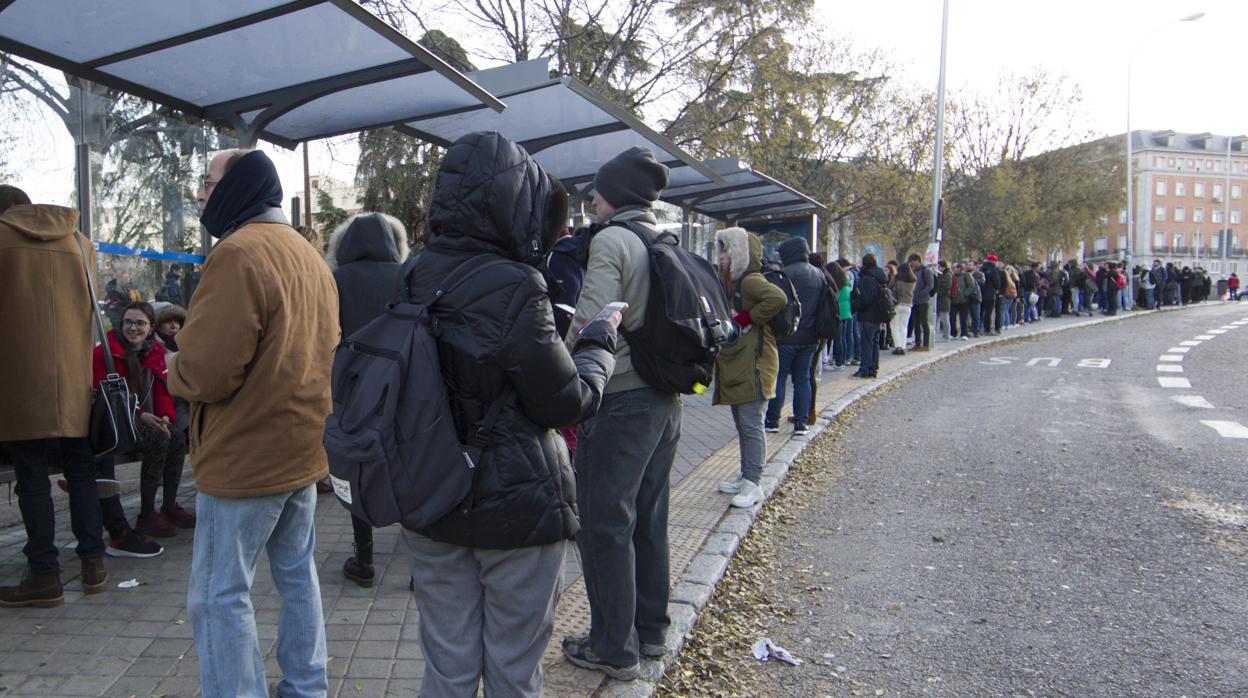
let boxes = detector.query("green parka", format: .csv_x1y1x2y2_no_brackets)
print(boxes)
713,228,788,406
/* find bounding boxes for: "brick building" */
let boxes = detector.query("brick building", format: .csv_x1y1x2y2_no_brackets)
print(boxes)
1083,130,1248,276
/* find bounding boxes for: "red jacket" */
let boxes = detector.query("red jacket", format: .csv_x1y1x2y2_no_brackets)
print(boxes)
93,330,175,422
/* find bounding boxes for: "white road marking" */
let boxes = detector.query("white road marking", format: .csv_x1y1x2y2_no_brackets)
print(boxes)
1158,355,1184,362
1166,347,1192,354
1156,365,1184,373
1158,377,1192,388
1180,340,1202,346
1201,421,1248,439
1219,325,1239,330
1172,395,1215,409
1194,335,1216,340
1208,329,1228,335
1233,320,1248,326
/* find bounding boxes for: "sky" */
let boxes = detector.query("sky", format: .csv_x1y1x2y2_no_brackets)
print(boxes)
815,0,1247,137
8,0,1247,219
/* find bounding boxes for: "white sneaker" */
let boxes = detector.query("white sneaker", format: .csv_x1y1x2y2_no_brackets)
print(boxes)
730,481,762,508
718,478,746,495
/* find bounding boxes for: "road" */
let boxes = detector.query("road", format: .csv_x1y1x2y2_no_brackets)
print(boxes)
728,302,1248,696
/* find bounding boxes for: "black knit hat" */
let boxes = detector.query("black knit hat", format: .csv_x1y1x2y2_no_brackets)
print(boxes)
593,146,669,208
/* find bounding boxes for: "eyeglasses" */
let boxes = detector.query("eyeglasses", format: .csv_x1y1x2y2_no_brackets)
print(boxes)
199,174,220,190
122,319,150,329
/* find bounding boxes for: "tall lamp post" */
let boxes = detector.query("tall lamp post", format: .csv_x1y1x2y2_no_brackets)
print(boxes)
927,0,949,346
1125,12,1204,274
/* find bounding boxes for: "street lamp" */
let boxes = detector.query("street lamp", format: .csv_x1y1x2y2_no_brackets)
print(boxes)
1125,12,1204,274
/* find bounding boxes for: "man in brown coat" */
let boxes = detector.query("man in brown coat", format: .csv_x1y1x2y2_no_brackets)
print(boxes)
170,150,338,697
0,185,107,607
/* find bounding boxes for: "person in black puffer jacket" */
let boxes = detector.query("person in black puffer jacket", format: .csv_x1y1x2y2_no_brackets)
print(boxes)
400,131,618,697
765,236,826,435
325,212,409,589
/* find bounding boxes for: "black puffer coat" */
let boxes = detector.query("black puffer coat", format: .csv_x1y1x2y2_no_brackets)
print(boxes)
327,213,408,337
405,131,617,550
776,237,827,345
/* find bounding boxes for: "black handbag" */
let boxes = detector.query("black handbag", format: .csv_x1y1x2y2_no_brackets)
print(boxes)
74,235,139,457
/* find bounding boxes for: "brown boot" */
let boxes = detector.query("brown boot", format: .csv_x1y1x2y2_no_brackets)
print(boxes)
0,567,64,608
82,557,108,595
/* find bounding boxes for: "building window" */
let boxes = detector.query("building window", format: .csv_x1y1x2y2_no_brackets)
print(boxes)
1210,261,1221,273
1195,232,1203,250
1175,232,1184,249
1155,205,1166,221
1094,236,1108,252
1233,184,1242,199
1175,181,1186,196
1205,159,1214,169
1194,182,1206,197
1118,209,1127,224
1169,158,1177,167
1214,183,1224,199
1233,210,1242,225
1097,215,1108,226
1194,207,1204,223
1156,180,1167,196
1174,206,1185,222
1154,232,1166,248
1213,209,1224,223
1117,234,1127,250
1187,159,1195,168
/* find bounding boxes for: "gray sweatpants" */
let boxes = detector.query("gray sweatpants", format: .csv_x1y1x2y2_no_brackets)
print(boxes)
575,386,682,668
731,399,767,484
402,532,565,697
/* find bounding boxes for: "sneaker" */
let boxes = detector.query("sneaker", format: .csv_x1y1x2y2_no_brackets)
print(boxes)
849,359,860,366
731,481,762,508
718,478,746,495
161,504,196,529
135,512,177,538
891,348,905,355
793,424,810,437
562,635,640,680
640,641,668,659
106,531,164,558
764,422,780,433
830,364,844,371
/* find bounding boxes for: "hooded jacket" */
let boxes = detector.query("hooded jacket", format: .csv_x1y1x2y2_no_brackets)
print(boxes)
936,266,953,313
713,228,788,406
854,262,891,324
168,214,340,498
93,330,175,423
775,237,826,345
0,204,93,441
404,131,618,550
326,213,409,338
979,260,1002,300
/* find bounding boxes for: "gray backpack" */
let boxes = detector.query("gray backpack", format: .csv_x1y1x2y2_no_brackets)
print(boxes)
323,257,510,529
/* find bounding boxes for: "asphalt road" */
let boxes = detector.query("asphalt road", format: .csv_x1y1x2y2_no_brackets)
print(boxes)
761,301,1248,697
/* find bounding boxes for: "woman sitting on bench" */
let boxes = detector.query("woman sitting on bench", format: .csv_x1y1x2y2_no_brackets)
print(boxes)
93,301,195,537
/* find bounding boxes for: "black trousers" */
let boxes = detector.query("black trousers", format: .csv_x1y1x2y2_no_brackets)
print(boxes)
6,438,104,572
912,303,931,347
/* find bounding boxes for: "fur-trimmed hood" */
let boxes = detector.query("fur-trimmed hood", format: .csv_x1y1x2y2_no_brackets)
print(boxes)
325,212,409,270
716,226,761,281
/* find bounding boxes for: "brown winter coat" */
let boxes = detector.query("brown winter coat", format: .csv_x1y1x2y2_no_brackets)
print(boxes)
168,222,340,498
0,205,94,441
713,228,788,406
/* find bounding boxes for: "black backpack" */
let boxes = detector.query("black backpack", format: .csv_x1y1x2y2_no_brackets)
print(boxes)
617,222,735,395
323,257,511,530
734,269,801,339
814,281,841,341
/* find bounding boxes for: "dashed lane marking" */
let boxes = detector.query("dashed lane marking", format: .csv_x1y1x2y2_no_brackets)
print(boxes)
1208,329,1228,335
1156,365,1184,373
1166,347,1192,354
1173,395,1215,409
1194,335,1216,340
1219,325,1239,330
1158,377,1192,388
1201,421,1248,439
1180,340,1202,346
1159,355,1184,362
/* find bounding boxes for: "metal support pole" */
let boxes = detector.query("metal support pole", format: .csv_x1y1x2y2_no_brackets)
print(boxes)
927,0,950,349
75,142,93,240
681,206,692,251
1222,134,1232,281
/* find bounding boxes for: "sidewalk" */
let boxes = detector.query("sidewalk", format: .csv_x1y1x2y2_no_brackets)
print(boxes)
0,309,1165,697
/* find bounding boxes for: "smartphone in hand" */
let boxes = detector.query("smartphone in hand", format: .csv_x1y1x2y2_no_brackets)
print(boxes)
576,301,629,339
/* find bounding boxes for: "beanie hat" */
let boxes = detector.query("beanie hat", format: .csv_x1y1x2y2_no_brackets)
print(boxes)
986,254,999,262
593,146,669,208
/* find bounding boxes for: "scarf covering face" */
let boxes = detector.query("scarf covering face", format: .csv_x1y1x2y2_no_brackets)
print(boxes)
199,150,284,238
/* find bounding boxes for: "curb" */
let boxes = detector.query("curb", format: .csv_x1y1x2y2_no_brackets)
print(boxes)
601,304,1196,697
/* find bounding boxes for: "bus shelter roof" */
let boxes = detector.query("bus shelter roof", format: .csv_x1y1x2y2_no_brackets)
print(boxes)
660,157,826,221
0,0,505,147
401,67,723,191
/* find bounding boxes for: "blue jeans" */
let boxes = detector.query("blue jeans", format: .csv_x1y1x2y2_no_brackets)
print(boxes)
188,485,327,698
998,296,1012,326
857,321,881,375
968,302,981,335
833,318,853,365
767,343,818,428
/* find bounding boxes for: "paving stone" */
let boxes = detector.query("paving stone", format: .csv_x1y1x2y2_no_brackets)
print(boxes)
387,678,423,695
352,640,396,659
346,656,393,679
105,673,160,697
53,672,119,696
668,603,698,639
123,655,179,677
94,635,153,657
681,554,728,587
699,532,740,557
390,657,425,679
359,624,400,642
597,677,657,698
13,672,67,695
669,581,712,609
337,677,388,697
0,650,50,672
153,674,202,695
